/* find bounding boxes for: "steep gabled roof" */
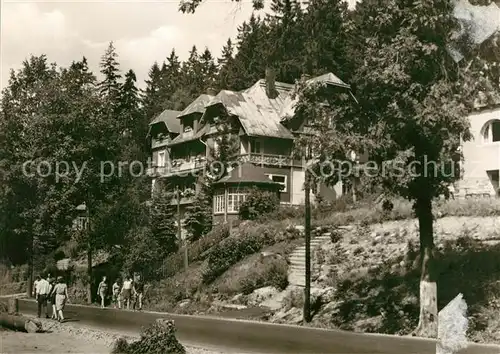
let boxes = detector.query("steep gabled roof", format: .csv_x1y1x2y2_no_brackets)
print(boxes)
149,109,182,134
307,72,350,89
205,80,295,139
177,94,214,119
279,73,353,122
165,72,350,145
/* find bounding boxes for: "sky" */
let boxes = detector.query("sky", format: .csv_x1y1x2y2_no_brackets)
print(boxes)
0,0,357,91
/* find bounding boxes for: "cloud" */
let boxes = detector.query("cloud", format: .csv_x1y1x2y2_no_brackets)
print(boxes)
0,2,242,90
1,3,81,88
115,25,184,75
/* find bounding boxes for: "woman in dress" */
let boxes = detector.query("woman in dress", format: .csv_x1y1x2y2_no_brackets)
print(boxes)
53,276,69,323
48,278,57,320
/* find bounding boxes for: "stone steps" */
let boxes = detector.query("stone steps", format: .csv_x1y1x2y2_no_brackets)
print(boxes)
287,229,334,287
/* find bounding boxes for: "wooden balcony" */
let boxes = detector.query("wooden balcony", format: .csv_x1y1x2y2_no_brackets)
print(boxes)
169,196,195,205
152,137,170,149
235,153,293,167
147,158,207,178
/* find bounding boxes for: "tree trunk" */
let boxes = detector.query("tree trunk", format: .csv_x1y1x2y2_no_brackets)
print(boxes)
87,247,92,304
27,234,34,298
414,196,438,338
303,170,311,323
0,313,42,333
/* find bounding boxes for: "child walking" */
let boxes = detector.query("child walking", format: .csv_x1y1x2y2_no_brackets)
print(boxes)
97,276,108,308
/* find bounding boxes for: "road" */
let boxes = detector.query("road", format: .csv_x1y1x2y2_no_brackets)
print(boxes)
9,299,500,354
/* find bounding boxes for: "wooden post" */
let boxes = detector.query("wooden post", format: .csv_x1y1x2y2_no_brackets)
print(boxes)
303,169,311,323
223,187,228,223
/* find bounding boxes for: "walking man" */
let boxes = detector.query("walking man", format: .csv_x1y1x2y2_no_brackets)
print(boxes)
133,278,144,311
121,276,133,310
33,275,41,300
36,274,51,318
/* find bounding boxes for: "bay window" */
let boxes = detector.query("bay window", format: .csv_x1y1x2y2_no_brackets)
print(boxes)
227,187,247,213
213,187,249,214
213,193,225,214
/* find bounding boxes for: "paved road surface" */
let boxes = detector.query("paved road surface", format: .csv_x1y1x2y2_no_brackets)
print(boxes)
10,299,500,354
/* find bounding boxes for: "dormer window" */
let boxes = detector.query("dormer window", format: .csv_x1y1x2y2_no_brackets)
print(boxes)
482,119,500,143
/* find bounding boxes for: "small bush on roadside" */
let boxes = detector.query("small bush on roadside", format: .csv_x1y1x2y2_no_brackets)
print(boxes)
112,319,185,354
239,188,280,220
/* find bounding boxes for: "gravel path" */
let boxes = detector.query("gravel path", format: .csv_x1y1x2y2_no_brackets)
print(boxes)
0,316,229,354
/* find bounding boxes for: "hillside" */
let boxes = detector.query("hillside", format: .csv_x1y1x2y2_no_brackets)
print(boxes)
145,197,500,343
3,197,500,344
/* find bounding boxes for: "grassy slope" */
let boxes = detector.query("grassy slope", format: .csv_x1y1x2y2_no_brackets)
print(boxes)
2,197,500,343
147,197,500,343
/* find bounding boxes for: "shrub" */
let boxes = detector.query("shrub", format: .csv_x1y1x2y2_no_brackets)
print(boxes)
159,225,230,278
112,319,185,354
240,257,288,294
216,255,288,295
239,187,280,220
148,265,205,308
202,223,288,284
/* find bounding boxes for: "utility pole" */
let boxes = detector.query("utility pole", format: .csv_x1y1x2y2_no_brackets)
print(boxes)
303,168,311,323
176,187,188,272
27,231,34,298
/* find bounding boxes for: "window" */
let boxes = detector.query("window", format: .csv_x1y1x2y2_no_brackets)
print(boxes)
157,151,165,167
265,174,287,192
482,119,500,143
213,193,225,214
227,187,247,213
250,139,261,154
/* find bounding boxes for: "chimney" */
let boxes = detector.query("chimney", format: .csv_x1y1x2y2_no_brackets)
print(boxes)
206,87,217,96
265,67,278,99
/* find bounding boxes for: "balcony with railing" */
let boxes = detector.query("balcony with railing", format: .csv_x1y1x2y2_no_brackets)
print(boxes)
152,136,170,149
147,156,207,178
235,153,293,167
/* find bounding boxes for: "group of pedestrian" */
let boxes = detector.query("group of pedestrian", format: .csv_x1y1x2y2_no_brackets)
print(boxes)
33,273,69,322
97,275,144,311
